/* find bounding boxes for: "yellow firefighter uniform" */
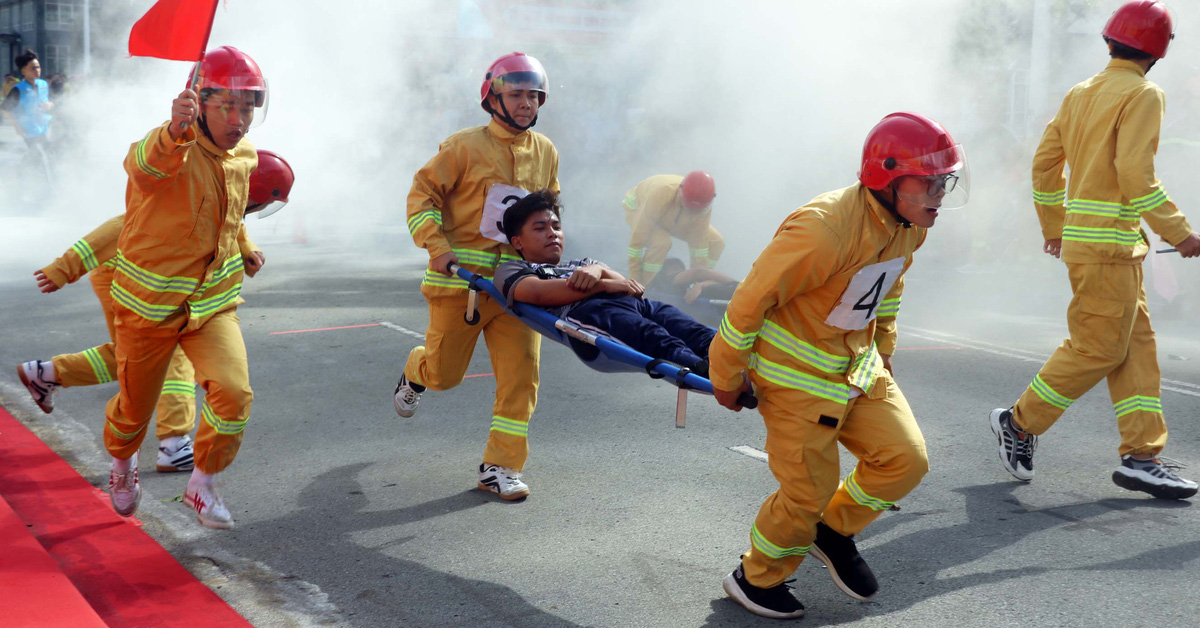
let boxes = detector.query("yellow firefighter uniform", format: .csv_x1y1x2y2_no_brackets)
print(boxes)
405,119,559,471
1018,59,1194,456
41,215,260,440
104,122,257,474
709,183,929,589
623,174,725,284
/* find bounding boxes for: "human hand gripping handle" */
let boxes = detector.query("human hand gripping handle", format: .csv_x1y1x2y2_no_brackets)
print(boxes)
431,251,459,277
168,89,200,141
1174,233,1200,258
714,372,757,411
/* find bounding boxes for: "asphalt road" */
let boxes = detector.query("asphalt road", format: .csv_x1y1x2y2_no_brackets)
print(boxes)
1,233,1198,628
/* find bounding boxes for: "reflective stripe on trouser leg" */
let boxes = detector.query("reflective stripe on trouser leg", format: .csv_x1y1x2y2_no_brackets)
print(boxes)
823,376,927,536
179,309,252,474
154,347,196,440
639,228,673,284
481,296,540,472
52,342,117,387
741,385,843,589
1013,263,1139,435
104,319,181,460
403,294,489,391
1106,278,1167,457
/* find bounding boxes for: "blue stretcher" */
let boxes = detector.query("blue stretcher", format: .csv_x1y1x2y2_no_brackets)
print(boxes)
450,264,757,427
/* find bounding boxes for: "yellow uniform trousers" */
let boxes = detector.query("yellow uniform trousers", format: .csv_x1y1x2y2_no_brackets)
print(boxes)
623,208,725,280
743,374,928,589
1013,263,1166,457
49,266,197,440
104,308,251,473
403,293,540,471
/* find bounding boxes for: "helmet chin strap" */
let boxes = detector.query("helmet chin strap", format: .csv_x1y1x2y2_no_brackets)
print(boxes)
496,94,537,131
872,184,913,229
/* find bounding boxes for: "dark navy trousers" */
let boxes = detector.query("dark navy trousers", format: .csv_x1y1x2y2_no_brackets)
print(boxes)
568,295,715,370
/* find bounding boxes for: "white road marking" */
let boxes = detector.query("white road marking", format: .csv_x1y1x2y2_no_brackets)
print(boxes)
906,327,1200,399
729,445,769,463
379,321,425,340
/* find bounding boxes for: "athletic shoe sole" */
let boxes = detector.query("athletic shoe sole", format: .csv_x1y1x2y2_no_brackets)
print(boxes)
990,409,1033,482
195,514,235,530
476,482,529,501
156,463,194,473
809,544,876,601
393,399,415,418
16,364,53,414
1112,469,1199,500
721,572,805,620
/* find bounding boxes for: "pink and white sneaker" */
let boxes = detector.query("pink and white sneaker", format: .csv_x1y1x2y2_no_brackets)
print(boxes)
109,453,141,518
17,360,59,414
184,482,234,529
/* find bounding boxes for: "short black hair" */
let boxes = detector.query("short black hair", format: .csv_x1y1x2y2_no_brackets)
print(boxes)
1105,37,1155,61
502,189,561,242
15,49,37,71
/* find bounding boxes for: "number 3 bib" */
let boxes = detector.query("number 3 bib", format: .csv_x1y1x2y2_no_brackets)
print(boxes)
480,184,531,243
824,257,905,330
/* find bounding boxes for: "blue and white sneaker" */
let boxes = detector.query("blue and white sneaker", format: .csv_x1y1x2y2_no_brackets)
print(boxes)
1112,456,1198,500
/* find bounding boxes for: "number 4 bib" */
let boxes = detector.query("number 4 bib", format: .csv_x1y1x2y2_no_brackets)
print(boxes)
824,257,905,330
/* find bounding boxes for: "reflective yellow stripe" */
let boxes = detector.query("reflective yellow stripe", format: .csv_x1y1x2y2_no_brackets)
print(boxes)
422,268,477,290
842,469,895,511
106,420,146,440
201,402,247,435
748,353,851,404
1129,188,1169,213
198,255,244,292
622,190,638,211
1033,188,1066,205
72,239,99,271
627,247,645,258
189,284,242,318
759,321,850,374
750,523,809,559
876,297,901,317
407,210,443,233
115,252,198,294
161,380,196,397
718,313,757,351
1113,395,1161,418
847,343,883,392
1030,375,1074,410
1061,226,1144,246
111,282,179,321
83,347,113,384
643,263,663,273
135,134,168,180
489,416,528,438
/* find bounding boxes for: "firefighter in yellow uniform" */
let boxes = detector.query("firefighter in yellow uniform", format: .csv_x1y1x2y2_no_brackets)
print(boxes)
624,171,722,284
990,0,1200,500
393,52,558,501
711,113,968,620
101,46,268,530
17,150,292,472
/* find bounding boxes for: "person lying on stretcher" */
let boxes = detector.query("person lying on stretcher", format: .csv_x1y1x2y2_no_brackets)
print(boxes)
493,189,715,377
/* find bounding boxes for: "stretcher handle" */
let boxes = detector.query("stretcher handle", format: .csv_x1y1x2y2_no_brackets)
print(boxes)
737,392,759,410
447,263,482,325
1157,247,1177,254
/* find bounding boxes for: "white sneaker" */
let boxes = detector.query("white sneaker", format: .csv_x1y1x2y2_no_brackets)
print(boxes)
108,453,141,517
477,463,530,501
184,482,234,529
393,374,423,417
157,435,195,472
17,360,59,414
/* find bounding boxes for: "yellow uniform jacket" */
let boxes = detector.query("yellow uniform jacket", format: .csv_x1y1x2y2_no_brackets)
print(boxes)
1033,59,1192,264
624,174,716,279
114,123,257,328
42,215,258,290
709,184,923,420
407,120,559,297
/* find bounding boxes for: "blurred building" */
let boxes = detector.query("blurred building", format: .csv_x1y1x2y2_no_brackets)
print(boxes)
0,0,93,76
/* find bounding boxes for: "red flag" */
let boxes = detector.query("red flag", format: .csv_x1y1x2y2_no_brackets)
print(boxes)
128,0,220,61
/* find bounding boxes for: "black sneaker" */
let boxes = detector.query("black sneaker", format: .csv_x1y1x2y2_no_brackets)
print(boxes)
722,562,804,620
990,407,1035,481
810,522,878,601
1112,456,1198,500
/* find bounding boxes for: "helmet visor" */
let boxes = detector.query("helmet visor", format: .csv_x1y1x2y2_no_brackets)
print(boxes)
491,70,547,96
896,146,970,210
247,199,287,219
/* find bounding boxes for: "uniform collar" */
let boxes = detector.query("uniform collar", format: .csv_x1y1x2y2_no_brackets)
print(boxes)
197,128,239,158
487,118,528,143
1106,58,1147,77
859,182,902,229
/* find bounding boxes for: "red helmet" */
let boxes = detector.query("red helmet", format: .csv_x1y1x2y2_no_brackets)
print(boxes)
1102,0,1174,59
680,171,716,210
479,52,548,114
247,150,293,218
859,112,963,189
190,46,269,125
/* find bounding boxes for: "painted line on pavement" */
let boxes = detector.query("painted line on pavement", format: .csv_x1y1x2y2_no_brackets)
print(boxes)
907,326,1200,399
379,321,426,340
729,445,769,463
270,323,381,335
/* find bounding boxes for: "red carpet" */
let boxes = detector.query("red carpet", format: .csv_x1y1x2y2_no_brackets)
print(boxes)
0,405,252,627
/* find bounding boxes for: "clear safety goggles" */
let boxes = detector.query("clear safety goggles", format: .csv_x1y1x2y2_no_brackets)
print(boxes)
246,200,287,219
895,146,970,210
200,81,269,128
491,71,547,96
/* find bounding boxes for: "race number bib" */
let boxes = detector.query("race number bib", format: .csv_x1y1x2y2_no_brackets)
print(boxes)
480,184,531,243
824,257,905,330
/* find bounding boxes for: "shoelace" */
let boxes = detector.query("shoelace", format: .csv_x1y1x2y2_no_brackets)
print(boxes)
111,470,135,490
1014,433,1035,459
402,389,419,403
1157,455,1188,471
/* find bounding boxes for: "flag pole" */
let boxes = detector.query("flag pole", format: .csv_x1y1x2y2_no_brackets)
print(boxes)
182,0,221,128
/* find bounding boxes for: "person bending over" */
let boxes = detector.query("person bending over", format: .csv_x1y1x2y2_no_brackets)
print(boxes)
494,189,715,376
